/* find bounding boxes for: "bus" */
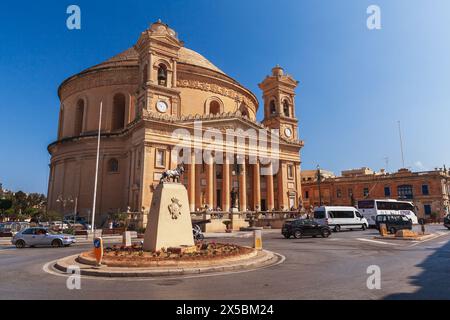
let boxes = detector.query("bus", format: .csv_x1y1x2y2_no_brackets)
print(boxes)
357,199,418,226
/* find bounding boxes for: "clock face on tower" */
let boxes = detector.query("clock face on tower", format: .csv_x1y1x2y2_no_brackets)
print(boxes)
284,127,292,138
156,100,168,113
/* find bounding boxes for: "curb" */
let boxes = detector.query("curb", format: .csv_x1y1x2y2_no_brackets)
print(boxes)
53,249,280,277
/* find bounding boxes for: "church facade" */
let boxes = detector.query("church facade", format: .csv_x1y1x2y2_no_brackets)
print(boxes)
47,21,304,227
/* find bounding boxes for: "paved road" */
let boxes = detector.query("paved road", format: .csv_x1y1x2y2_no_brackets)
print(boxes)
1,225,449,299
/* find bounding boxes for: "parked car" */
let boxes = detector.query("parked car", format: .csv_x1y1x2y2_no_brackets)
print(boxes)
375,214,412,234
282,219,332,239
314,206,369,232
11,227,76,248
444,214,450,230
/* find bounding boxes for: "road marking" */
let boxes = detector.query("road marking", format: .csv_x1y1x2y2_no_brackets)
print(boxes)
356,238,399,246
408,232,448,247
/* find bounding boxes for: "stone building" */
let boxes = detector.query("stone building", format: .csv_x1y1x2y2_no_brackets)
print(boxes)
301,167,450,218
47,21,304,227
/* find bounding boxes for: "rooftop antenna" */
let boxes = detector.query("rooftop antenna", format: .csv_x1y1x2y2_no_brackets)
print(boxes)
397,121,405,168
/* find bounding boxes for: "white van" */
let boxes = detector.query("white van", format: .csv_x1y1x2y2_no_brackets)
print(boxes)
313,206,369,232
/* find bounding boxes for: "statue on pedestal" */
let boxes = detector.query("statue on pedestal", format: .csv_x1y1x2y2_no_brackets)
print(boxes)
160,163,185,183
230,188,238,209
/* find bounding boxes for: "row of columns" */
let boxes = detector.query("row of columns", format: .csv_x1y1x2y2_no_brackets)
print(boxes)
187,153,275,212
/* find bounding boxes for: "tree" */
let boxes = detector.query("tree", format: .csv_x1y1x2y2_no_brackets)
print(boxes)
0,199,12,220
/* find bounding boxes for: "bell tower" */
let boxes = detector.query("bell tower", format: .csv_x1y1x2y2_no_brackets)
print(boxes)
259,66,299,141
135,20,183,117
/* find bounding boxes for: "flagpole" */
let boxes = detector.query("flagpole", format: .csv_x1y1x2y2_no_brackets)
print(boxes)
91,101,103,232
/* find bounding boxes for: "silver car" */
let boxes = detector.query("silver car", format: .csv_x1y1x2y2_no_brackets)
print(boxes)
11,227,76,248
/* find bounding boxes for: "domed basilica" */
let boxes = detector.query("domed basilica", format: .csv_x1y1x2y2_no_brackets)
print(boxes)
47,21,304,227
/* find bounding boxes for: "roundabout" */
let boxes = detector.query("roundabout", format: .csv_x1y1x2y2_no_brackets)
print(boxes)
50,246,282,278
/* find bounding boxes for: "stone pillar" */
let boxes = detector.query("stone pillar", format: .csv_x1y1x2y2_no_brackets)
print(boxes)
222,158,231,212
253,161,261,210
188,151,195,212
266,162,274,211
278,161,288,210
239,160,247,211
206,161,214,209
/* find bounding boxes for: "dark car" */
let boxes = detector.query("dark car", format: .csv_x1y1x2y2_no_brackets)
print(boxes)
375,214,412,234
444,214,450,230
282,219,332,239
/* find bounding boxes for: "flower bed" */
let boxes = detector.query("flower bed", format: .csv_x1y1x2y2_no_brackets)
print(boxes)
77,242,256,268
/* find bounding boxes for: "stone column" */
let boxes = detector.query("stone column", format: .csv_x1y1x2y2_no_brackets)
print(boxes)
188,151,195,212
253,161,261,210
222,158,231,212
266,162,274,211
239,160,247,211
206,161,214,209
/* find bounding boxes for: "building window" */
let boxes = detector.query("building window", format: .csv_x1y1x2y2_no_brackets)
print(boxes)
398,185,413,199
337,189,342,198
283,100,290,117
363,188,369,197
157,64,167,86
348,188,353,197
209,100,220,115
269,100,276,115
305,190,309,199
155,149,166,168
112,93,126,130
287,165,294,179
384,186,391,197
424,204,432,216
108,158,119,173
422,184,429,195
74,99,84,136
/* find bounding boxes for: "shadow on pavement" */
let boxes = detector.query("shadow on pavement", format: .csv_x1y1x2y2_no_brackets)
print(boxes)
385,238,450,299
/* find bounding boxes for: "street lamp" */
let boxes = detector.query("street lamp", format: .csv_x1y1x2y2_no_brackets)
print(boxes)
56,195,74,231
232,158,242,211
316,165,323,207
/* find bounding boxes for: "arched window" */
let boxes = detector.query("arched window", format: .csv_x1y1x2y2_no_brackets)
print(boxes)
210,100,221,115
108,158,119,173
283,100,290,117
158,64,167,86
269,100,276,115
74,99,84,136
112,93,126,130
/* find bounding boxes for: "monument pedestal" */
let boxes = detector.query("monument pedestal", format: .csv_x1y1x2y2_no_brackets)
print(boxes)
143,182,195,252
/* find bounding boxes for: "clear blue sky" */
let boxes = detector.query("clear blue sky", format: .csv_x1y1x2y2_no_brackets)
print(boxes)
1,0,449,194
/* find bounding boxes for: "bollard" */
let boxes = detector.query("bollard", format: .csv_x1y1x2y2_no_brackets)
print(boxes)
254,230,262,250
123,231,132,246
379,223,388,236
93,237,103,267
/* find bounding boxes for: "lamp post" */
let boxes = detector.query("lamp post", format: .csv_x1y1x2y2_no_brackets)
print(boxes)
316,165,323,207
232,159,242,211
56,195,74,231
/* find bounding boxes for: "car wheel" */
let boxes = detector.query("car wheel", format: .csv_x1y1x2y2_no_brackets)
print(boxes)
322,229,331,238
15,240,26,249
361,224,367,231
334,225,341,232
294,230,303,239
389,227,397,235
51,239,63,248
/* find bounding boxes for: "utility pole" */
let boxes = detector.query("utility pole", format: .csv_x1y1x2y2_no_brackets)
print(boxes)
398,121,405,168
317,165,322,206
91,101,103,232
